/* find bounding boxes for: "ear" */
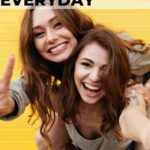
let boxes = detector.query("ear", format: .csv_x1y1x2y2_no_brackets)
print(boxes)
145,78,150,104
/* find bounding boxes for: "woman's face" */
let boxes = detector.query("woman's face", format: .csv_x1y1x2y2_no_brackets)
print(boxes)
74,42,109,104
32,7,77,63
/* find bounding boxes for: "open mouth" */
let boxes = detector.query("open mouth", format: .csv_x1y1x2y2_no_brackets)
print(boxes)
83,82,101,93
82,82,104,98
48,42,68,55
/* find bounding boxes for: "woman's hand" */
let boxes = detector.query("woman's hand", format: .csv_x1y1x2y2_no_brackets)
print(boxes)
120,82,150,149
0,55,15,116
120,83,147,140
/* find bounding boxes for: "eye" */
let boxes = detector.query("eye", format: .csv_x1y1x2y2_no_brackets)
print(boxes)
80,62,91,68
33,32,45,38
53,21,63,29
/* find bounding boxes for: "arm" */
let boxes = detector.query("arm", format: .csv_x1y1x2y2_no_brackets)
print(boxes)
128,50,150,77
0,56,30,120
118,32,150,77
119,83,150,150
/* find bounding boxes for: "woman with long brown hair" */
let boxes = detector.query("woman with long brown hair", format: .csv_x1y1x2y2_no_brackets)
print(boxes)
0,6,95,149
59,27,132,149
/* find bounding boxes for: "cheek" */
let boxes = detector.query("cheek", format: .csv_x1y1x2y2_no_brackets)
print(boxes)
63,28,77,46
72,38,77,47
74,65,85,87
34,39,44,52
74,63,82,89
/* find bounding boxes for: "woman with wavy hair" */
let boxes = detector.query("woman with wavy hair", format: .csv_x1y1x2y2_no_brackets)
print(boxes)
0,6,95,149
59,27,133,149
0,6,150,149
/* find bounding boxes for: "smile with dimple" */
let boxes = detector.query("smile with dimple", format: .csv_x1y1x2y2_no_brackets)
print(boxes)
48,42,68,55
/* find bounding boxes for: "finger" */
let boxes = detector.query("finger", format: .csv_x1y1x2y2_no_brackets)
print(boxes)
126,84,144,93
125,86,145,98
131,84,144,89
2,55,15,85
131,84,145,94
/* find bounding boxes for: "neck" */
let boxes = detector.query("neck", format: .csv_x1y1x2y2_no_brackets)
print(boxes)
78,100,102,114
74,99,103,139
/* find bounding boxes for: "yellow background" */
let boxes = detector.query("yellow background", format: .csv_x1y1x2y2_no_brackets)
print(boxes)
0,9,150,150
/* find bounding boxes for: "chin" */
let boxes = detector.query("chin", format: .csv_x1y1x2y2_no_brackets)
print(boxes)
55,55,71,63
82,98,100,105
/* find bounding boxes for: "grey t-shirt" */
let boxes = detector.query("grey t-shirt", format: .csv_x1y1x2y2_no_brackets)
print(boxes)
65,123,132,150
118,32,150,77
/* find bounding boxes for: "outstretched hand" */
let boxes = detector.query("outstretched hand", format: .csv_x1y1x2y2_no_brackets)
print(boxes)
0,55,15,116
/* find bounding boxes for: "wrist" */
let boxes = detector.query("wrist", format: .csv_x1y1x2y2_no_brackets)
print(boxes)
7,97,15,114
0,96,15,116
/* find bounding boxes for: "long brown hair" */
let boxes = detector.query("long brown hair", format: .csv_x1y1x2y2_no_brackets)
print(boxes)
60,26,131,141
19,7,94,142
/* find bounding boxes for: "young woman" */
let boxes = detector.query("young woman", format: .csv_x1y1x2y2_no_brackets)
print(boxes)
0,6,149,149
58,27,133,149
0,7,94,148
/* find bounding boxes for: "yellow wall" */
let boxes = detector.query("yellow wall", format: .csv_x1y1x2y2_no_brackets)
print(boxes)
0,9,150,150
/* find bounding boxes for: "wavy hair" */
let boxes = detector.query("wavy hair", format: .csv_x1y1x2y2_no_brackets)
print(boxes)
60,26,131,141
19,8,94,143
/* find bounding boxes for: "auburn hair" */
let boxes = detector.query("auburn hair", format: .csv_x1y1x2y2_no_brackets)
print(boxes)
60,26,131,142
19,8,94,143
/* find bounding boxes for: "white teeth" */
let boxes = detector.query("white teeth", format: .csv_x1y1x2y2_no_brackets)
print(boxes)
84,83,100,91
51,43,66,53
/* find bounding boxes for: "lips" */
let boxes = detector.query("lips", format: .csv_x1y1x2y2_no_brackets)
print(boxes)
82,82,103,98
83,82,100,92
47,42,67,55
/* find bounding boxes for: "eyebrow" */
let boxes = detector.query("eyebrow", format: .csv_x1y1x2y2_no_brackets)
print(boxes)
32,16,58,30
80,58,108,67
80,58,94,64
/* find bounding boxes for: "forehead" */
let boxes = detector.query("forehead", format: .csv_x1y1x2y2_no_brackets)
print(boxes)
78,42,109,62
32,7,56,27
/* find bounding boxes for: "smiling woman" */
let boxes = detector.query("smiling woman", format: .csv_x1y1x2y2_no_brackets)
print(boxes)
0,6,95,149
59,27,131,149
74,42,108,104
32,8,77,63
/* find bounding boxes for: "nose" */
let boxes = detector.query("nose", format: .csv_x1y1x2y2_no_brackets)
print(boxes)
89,68,101,82
46,29,58,43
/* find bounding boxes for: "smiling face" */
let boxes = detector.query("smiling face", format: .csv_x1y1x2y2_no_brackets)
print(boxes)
32,7,77,63
74,42,109,104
